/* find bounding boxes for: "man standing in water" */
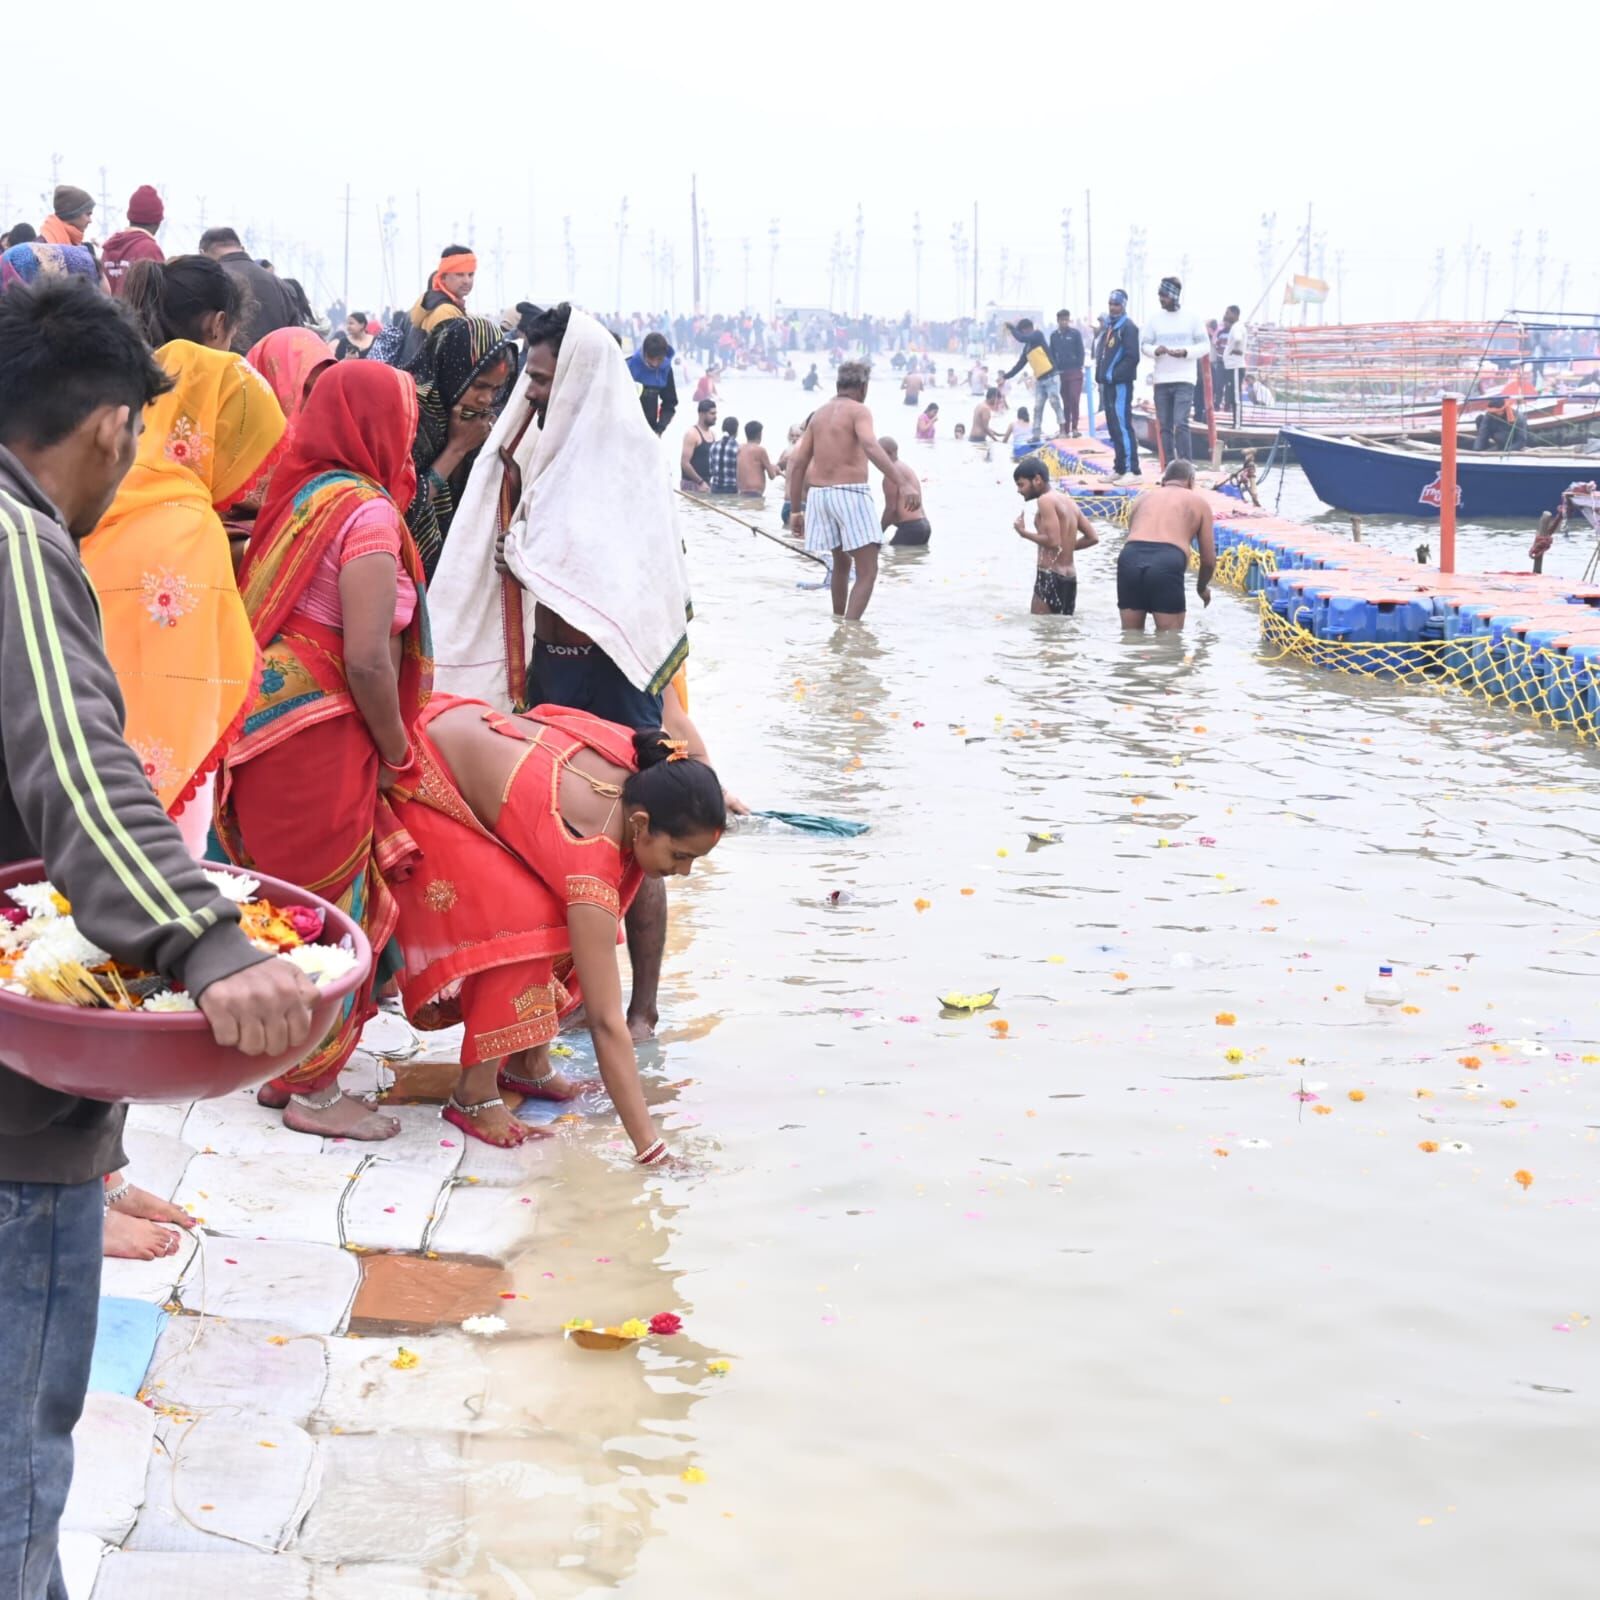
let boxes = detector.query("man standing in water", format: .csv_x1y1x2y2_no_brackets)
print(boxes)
680,397,717,492
971,386,1006,447
788,361,922,621
1118,460,1215,632
1013,455,1098,614
879,437,932,546
1095,289,1141,482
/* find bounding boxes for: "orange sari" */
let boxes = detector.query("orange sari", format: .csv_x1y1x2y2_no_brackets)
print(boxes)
82,341,285,813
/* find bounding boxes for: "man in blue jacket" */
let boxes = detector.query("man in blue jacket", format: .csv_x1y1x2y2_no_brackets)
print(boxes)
626,332,679,436
1093,289,1141,481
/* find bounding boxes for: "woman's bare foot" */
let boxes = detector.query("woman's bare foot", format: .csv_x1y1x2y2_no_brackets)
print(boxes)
256,1081,290,1110
499,1048,584,1102
104,1210,183,1261
282,1091,401,1141
626,1010,657,1044
109,1182,195,1229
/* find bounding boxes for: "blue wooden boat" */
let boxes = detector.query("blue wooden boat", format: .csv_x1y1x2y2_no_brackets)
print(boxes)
1285,427,1600,519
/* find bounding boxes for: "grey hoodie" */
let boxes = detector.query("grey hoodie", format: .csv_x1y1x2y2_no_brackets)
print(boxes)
0,445,267,1183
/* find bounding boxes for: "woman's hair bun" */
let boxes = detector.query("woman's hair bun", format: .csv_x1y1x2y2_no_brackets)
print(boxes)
631,726,675,771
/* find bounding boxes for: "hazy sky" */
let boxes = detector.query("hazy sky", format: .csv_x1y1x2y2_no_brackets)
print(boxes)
8,0,1596,325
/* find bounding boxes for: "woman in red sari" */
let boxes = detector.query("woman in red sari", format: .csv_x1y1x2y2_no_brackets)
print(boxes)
388,699,725,1153
217,362,431,1140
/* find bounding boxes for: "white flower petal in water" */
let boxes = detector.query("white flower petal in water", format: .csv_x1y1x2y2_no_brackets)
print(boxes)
1440,1140,1473,1154
1236,1137,1272,1149
461,1315,508,1336
1518,1041,1549,1058
203,868,260,904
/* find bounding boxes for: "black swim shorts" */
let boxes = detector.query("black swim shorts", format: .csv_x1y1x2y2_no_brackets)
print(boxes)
1116,540,1188,615
1033,568,1077,615
890,518,932,547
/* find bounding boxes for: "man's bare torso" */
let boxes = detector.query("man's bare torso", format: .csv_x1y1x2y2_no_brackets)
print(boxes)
736,443,773,494
1127,485,1208,550
806,396,870,487
972,402,997,441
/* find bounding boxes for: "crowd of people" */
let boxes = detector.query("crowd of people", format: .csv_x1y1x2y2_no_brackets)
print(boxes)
0,176,1237,1600
0,184,757,1600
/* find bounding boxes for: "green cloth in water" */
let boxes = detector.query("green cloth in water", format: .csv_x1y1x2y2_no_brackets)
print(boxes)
752,810,870,837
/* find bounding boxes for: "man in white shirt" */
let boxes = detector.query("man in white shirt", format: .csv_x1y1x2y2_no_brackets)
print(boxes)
1140,275,1210,463
1221,305,1248,426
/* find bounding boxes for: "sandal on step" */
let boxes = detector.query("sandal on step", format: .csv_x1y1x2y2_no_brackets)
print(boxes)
441,1094,526,1148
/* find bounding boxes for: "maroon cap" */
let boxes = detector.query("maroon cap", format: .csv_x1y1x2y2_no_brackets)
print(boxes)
127,185,164,227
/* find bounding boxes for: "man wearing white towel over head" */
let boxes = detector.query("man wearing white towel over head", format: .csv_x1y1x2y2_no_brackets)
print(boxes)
787,360,924,621
428,303,699,1040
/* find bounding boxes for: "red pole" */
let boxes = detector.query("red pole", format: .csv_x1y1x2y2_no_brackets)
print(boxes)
1439,394,1458,574
1202,357,1219,467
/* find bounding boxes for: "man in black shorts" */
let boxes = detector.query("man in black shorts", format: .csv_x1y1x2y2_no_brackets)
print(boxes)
1117,459,1215,632
879,436,932,545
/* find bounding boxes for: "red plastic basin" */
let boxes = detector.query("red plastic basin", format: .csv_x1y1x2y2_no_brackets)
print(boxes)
0,862,371,1103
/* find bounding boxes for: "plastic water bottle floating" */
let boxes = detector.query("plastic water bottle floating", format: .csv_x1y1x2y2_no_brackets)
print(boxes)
1365,964,1404,1007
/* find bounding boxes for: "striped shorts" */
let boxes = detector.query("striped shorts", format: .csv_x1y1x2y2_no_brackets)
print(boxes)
804,483,880,553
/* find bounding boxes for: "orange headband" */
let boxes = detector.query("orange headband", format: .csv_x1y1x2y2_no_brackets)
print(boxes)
438,252,476,276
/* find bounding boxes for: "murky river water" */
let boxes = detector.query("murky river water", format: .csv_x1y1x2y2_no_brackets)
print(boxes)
458,372,1600,1598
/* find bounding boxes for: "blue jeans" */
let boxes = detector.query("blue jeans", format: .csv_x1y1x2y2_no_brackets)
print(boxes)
1154,381,1195,463
1032,371,1063,437
0,1180,103,1600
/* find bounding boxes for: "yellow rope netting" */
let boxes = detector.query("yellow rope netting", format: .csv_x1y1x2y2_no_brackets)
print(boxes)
1208,545,1600,741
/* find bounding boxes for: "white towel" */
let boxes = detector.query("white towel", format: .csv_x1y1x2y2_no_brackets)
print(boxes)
428,308,690,708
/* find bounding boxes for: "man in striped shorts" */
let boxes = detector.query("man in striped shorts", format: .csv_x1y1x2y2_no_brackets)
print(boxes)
787,360,923,620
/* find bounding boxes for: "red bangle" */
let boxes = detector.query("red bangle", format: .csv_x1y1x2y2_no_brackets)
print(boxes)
634,1138,668,1166
383,742,418,776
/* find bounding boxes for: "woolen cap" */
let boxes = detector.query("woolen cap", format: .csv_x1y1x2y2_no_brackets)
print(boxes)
53,184,94,219
127,185,164,227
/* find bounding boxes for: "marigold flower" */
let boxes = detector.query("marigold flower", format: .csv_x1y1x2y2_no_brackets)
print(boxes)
390,1347,419,1370
914,898,931,911
1457,1056,1481,1069
617,1319,649,1340
562,1317,593,1332
707,1359,731,1375
1500,1099,1517,1109
1418,1141,1439,1153
1347,1089,1366,1102
1513,1169,1534,1190
681,1467,707,1484
1214,1012,1237,1026
1313,1104,1332,1115
1400,1005,1421,1015
1224,1048,1244,1063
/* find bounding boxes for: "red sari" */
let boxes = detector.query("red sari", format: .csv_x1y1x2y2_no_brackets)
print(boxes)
387,695,644,1064
217,364,432,1091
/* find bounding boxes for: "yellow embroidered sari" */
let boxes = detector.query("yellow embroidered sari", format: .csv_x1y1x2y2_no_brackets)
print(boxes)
83,341,286,813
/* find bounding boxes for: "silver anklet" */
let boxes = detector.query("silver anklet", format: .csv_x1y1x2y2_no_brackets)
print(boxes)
103,1177,131,1208
447,1094,505,1116
290,1086,343,1112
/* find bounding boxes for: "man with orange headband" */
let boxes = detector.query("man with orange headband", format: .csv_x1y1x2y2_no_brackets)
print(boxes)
410,243,477,337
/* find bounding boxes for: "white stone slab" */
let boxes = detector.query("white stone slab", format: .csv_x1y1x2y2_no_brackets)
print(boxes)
293,1434,467,1567
146,1316,328,1424
315,1103,463,1177
174,1154,348,1247
62,1392,153,1543
180,1093,314,1159
339,1159,453,1253
335,1049,394,1098
314,1332,491,1435
309,1564,475,1598
58,1530,107,1600
122,1102,191,1141
174,1236,359,1336
424,1178,539,1261
125,1415,318,1555
119,1128,197,1203
454,1130,556,1188
89,1551,312,1600
99,1226,199,1307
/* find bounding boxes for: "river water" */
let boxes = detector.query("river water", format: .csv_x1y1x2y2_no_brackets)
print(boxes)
458,371,1600,1598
